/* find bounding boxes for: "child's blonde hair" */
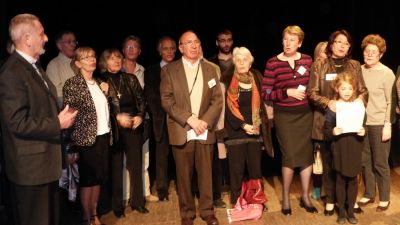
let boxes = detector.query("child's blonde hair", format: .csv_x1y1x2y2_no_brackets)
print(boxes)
332,71,358,102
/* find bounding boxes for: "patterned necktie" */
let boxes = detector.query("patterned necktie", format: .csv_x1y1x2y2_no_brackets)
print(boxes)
32,62,48,89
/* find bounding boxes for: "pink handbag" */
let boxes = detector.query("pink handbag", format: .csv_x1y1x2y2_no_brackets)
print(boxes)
226,179,267,222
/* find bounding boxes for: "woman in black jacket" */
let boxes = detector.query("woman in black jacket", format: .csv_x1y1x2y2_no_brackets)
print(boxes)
98,48,147,216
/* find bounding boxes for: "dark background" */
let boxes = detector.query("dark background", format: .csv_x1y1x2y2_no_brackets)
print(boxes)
1,0,399,72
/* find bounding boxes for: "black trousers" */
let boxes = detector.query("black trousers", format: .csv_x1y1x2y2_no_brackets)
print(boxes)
155,128,171,196
317,140,336,204
212,143,222,200
336,174,357,218
227,142,262,204
10,181,58,225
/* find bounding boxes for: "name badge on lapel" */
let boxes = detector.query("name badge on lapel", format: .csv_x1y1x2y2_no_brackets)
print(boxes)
208,78,216,88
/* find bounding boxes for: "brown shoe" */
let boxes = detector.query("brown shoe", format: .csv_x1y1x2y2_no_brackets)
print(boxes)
376,201,390,212
181,218,194,225
203,215,219,225
357,197,375,206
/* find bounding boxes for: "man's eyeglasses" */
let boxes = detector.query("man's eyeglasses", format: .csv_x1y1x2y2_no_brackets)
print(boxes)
125,45,140,50
180,40,201,46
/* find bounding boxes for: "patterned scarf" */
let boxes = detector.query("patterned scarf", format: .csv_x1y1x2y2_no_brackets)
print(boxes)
227,71,261,134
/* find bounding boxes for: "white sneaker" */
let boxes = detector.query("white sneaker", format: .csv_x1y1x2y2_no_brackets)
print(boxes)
146,194,159,202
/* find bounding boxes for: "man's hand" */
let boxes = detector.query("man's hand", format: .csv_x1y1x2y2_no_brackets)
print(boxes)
358,127,366,136
58,105,78,129
382,123,391,141
333,127,342,136
187,116,208,135
242,124,256,135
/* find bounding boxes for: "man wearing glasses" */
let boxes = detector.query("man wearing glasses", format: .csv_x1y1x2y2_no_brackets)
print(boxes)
161,30,222,225
46,30,78,107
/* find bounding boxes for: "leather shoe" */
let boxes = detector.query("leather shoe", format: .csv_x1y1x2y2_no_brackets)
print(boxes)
281,208,292,216
376,201,390,212
337,217,346,224
347,217,358,224
158,193,169,201
213,199,226,208
202,215,219,225
300,198,318,213
357,197,375,206
113,210,125,218
181,218,194,225
131,206,149,214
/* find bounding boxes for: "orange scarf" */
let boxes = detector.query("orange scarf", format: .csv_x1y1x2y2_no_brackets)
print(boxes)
227,72,261,134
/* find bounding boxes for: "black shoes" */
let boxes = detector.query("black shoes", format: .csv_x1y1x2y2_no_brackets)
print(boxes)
131,206,149,214
324,209,335,216
347,217,358,224
213,199,226,208
281,208,292,216
113,210,125,218
158,193,169,201
337,217,346,224
353,207,363,214
300,198,318,213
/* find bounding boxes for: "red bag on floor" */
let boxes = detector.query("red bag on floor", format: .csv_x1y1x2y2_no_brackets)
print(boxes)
227,179,267,222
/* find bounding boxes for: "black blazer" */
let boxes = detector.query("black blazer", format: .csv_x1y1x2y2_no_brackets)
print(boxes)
144,63,167,142
0,52,61,185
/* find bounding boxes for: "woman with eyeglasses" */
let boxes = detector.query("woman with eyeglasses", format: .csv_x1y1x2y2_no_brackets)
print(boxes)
357,34,394,213
307,30,368,218
63,47,110,225
262,25,316,215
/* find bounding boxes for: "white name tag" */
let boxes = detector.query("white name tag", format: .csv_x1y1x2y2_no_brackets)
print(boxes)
297,85,306,91
208,78,216,88
297,66,307,75
325,73,337,81
187,129,208,141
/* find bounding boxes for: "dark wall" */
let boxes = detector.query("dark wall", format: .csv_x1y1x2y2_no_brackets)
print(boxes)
1,0,399,72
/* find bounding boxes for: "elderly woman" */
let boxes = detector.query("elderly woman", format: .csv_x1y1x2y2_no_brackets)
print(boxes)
223,46,273,206
358,34,394,212
63,47,110,225
262,25,316,215
307,30,368,216
98,48,147,216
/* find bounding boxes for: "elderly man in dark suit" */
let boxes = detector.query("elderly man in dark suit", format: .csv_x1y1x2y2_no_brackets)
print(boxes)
144,36,177,201
0,14,77,225
160,30,223,225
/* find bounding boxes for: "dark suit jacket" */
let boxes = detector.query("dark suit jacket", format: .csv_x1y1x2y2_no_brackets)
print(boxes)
160,59,223,146
0,52,61,185
144,63,167,142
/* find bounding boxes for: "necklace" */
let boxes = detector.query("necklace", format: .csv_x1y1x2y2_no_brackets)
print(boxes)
86,79,96,85
110,74,123,99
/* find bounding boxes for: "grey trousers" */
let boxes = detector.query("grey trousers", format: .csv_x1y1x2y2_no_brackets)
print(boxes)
362,125,391,201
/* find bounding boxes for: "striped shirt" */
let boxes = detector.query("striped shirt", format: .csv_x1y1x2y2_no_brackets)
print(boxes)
262,53,312,107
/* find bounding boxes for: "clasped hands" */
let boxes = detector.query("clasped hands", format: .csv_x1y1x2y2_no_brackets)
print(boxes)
117,113,143,129
187,116,208,136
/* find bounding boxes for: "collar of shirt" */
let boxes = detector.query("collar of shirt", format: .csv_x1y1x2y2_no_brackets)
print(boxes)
16,49,37,64
182,57,200,69
58,52,73,63
160,60,168,68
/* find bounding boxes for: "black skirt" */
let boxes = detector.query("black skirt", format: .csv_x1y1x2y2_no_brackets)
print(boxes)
274,104,313,168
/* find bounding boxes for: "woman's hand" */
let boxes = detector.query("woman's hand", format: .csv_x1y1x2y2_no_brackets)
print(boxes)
99,82,109,95
132,116,143,129
287,88,306,100
328,100,336,112
243,124,256,135
116,113,133,128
